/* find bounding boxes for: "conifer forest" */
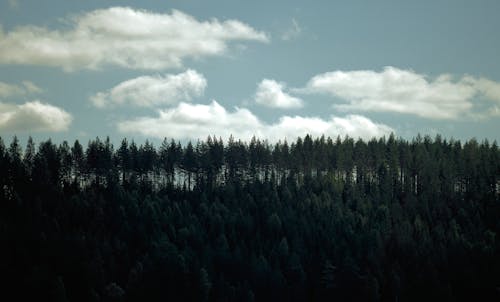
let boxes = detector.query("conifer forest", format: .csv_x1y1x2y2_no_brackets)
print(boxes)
0,134,499,301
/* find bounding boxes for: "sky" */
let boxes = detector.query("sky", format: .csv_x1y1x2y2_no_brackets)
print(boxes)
1,0,499,145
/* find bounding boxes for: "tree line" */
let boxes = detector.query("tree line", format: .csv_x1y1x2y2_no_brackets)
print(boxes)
0,134,498,301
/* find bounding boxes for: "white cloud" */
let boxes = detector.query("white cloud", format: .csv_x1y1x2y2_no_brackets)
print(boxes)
117,101,393,141
0,100,72,132
0,7,269,71
281,18,301,41
463,76,500,103
0,80,42,98
255,79,303,109
304,66,500,119
91,69,206,108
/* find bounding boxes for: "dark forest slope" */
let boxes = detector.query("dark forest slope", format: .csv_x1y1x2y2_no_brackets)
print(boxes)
0,134,499,301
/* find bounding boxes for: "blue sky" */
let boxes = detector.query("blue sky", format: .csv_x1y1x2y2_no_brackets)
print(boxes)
1,0,499,145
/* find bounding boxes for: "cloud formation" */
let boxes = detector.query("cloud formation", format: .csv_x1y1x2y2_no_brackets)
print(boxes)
304,66,500,119
281,18,301,41
463,76,500,103
117,101,393,141
91,70,206,108
0,7,269,71
255,79,303,109
0,100,72,132
0,81,42,98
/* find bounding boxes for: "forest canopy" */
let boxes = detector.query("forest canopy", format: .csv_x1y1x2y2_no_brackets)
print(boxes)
0,134,498,301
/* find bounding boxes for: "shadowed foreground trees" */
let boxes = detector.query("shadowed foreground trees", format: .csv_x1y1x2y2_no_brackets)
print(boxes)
0,134,499,301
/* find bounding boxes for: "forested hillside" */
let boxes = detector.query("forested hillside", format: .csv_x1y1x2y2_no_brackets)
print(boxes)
0,134,498,301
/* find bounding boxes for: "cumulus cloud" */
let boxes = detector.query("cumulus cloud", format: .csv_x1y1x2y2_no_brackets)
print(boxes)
463,76,500,103
91,69,206,108
0,7,269,71
0,80,42,98
304,66,500,119
255,79,303,109
0,100,72,132
117,101,393,141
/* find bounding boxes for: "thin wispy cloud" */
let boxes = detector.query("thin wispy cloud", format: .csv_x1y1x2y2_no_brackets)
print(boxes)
0,7,269,71
0,81,42,98
281,18,301,41
8,0,19,9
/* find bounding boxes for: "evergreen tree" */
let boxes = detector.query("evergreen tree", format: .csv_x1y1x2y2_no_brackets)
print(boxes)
0,134,497,302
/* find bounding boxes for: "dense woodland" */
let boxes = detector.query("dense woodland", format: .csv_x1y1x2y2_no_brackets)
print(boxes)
0,134,499,301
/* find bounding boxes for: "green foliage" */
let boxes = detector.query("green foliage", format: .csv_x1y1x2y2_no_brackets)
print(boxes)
0,134,498,301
